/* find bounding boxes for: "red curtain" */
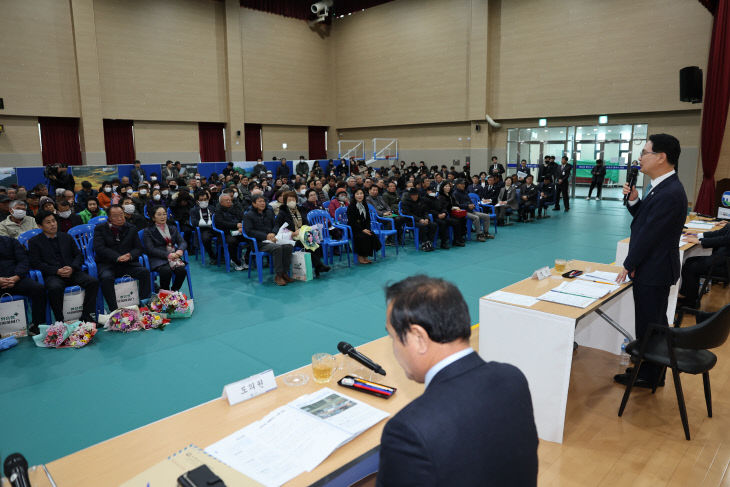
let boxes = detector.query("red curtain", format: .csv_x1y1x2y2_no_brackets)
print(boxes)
103,119,135,165
199,122,226,162
695,0,730,214
308,126,327,160
39,117,82,166
244,123,262,160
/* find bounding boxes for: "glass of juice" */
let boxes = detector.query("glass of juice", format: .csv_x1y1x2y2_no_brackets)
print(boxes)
312,353,336,384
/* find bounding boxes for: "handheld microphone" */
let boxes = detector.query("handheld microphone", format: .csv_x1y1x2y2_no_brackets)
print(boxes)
337,341,386,376
4,453,31,487
624,166,639,206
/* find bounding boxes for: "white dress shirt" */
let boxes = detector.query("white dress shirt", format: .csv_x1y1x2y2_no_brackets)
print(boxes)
424,347,474,389
628,169,676,207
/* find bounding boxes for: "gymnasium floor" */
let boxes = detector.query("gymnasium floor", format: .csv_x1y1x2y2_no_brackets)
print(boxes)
2,198,633,466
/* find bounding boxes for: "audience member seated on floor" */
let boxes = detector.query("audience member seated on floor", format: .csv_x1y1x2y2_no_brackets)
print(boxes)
496,176,518,225
274,191,330,277
121,196,148,231
537,175,555,219
214,193,248,271
518,175,538,222
144,205,188,293
244,195,294,286
400,188,436,252
348,188,382,264
191,190,216,262
678,220,730,307
56,199,83,232
29,210,99,323
436,182,467,248
93,205,151,311
0,234,47,334
453,179,492,242
367,185,405,246
0,200,37,239
329,188,350,218
78,197,106,224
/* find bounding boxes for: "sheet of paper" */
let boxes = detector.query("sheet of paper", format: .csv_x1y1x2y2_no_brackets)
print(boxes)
685,221,714,230
537,290,596,308
485,290,539,307
517,171,527,179
577,270,619,283
679,238,688,247
557,280,619,299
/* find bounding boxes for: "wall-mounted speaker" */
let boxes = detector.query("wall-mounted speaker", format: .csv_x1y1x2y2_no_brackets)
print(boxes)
236,130,241,136
679,66,703,103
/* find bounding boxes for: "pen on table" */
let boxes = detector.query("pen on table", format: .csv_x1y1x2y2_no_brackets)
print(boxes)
353,382,391,395
353,377,394,391
352,380,392,394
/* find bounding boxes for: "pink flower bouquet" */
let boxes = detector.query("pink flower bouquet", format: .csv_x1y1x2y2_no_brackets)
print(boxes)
149,290,193,318
32,321,97,349
104,306,141,332
61,322,97,348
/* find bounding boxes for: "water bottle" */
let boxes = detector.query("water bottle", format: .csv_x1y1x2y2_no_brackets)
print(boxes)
620,338,630,366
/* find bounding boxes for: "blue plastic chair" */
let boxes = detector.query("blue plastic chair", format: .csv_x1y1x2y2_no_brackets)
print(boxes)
68,223,104,317
322,201,330,210
333,207,358,265
367,204,398,258
398,201,421,250
468,193,497,235
210,214,232,272
88,215,108,226
307,210,351,267
239,226,274,283
138,229,194,299
17,229,42,248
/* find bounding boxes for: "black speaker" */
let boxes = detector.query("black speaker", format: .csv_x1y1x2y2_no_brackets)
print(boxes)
680,66,703,103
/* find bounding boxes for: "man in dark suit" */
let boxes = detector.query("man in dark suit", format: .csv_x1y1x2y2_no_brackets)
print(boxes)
554,155,572,211
615,134,688,388
29,211,98,323
678,222,730,305
130,160,146,189
0,234,47,334
488,156,505,181
378,275,538,487
93,205,151,311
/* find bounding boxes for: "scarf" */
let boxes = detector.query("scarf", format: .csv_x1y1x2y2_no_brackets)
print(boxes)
156,223,171,244
291,207,303,231
356,201,366,218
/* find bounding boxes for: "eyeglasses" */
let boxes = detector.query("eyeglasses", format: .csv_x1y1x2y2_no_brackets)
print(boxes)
640,150,659,158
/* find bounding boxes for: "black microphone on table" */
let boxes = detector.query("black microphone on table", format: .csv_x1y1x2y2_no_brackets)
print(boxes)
4,453,31,487
337,341,386,376
624,166,639,206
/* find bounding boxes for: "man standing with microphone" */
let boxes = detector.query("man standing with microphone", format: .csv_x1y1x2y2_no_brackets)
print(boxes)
614,134,687,388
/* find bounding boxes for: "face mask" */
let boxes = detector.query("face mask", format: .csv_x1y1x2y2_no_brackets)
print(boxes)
299,190,307,195
251,190,262,197
123,204,135,214
126,189,134,195
12,209,26,219
139,189,148,196
150,176,157,181
104,187,111,193
233,192,239,199
153,185,160,190
161,190,169,196
170,186,177,191
338,195,346,201
428,192,437,198
195,176,201,180
198,201,209,209
153,194,161,201
58,210,71,218
287,201,297,209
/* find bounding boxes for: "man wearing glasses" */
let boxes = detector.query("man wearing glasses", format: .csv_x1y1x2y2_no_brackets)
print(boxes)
614,134,687,389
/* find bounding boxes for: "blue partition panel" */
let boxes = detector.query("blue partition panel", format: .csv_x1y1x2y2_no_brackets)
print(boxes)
16,167,48,190
115,164,133,181
141,164,162,181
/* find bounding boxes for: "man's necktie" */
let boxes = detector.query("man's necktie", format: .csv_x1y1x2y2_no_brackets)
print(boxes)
642,182,653,198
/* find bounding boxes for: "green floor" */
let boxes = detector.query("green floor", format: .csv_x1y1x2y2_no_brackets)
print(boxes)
1,198,633,465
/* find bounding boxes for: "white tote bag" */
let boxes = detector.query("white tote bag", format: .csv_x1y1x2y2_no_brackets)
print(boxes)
62,287,86,322
0,294,28,337
291,251,313,281
114,277,139,309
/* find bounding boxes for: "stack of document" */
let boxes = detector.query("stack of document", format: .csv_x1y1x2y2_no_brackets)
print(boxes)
538,280,619,308
577,270,620,284
685,220,715,230
205,388,389,487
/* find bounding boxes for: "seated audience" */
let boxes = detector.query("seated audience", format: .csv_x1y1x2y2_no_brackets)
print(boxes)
537,175,555,219
0,200,37,238
436,182,466,248
56,199,83,232
518,175,538,222
274,191,330,276
93,205,151,311
679,221,730,306
191,190,216,262
97,182,113,209
214,193,247,271
39,196,56,214
79,197,107,224
143,206,188,292
329,188,349,218
367,185,405,245
26,192,40,216
301,189,324,213
243,195,294,286
453,179,492,242
496,176,518,224
400,188,436,252
0,194,9,220
0,234,47,334
121,196,148,231
347,188,382,264
29,210,99,323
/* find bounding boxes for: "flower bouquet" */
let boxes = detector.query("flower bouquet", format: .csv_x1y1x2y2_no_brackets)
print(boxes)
103,306,142,332
138,308,167,330
148,290,193,319
32,321,97,349
62,322,97,348
298,224,323,251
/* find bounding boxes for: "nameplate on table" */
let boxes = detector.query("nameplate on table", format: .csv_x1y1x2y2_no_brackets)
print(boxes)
222,369,277,406
532,266,551,280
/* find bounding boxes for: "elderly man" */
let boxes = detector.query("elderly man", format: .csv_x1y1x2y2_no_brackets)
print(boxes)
243,195,294,286
214,193,248,271
400,188,436,252
0,200,37,238
378,275,538,486
0,234,47,334
453,179,493,242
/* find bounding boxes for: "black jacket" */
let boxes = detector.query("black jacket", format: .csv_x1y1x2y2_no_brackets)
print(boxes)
482,184,500,204
93,222,143,268
243,207,276,244
143,224,187,270
401,197,431,221
58,213,83,233
624,173,687,286
214,204,244,232
591,164,607,182
489,163,505,177
377,353,538,487
131,167,146,188
701,226,730,259
295,161,309,176
453,189,473,211
520,183,538,204
556,163,572,184
0,235,30,278
273,205,309,234
346,202,372,235
251,163,267,177
538,182,555,203
28,232,83,278
275,163,290,180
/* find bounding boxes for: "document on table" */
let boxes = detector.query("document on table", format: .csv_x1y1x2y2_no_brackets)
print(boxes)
485,290,539,307
578,270,620,284
205,388,389,487
538,280,619,308
685,220,715,230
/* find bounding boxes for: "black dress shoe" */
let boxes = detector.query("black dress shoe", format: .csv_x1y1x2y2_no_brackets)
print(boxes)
28,324,40,336
453,240,465,247
614,372,664,388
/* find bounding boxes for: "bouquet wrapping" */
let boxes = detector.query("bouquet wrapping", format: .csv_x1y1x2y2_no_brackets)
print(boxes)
148,290,193,319
32,321,98,349
298,224,323,251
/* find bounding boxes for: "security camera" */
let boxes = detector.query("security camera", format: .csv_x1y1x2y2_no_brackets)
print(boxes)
311,1,333,16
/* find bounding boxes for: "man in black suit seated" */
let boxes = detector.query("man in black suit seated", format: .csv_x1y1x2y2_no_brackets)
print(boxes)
615,134,688,388
679,221,730,306
93,205,151,311
536,175,555,219
0,234,47,334
378,275,538,487
29,211,98,323
518,174,538,222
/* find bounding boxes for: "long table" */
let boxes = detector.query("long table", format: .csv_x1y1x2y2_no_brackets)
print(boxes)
479,260,634,444
43,330,479,486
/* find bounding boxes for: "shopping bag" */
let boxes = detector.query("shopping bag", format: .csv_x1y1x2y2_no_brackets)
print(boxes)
0,294,28,338
291,251,313,281
114,276,139,308
62,286,85,322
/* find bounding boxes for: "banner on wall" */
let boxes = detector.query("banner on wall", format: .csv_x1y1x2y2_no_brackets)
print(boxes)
233,161,257,173
178,163,199,178
71,166,119,192
0,168,17,187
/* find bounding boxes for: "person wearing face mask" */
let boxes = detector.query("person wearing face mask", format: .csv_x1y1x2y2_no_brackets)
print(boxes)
97,182,113,209
149,173,159,184
145,189,165,220
121,196,148,231
56,200,82,232
214,193,248,271
244,195,294,286
328,188,349,219
133,184,150,214
0,200,38,238
170,189,194,247
78,197,107,224
274,192,330,277
192,191,217,262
